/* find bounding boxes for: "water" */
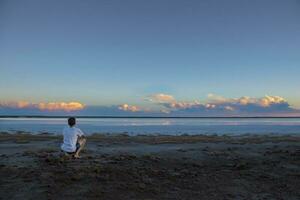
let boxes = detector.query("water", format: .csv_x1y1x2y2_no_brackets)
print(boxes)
0,117,300,136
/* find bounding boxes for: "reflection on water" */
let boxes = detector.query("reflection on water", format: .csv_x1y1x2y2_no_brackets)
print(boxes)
0,117,300,135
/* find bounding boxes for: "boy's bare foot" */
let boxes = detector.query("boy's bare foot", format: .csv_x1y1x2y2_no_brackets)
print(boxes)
74,154,81,159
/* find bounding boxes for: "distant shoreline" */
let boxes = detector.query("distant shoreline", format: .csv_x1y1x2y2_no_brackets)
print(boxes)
1,115,300,119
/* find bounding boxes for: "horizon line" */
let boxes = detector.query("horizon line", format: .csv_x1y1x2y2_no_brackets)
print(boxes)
1,115,300,119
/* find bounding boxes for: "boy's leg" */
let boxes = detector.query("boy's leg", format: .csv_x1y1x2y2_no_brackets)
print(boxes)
74,137,86,158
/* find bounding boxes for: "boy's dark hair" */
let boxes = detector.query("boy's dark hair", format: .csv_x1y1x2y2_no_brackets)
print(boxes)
68,117,76,127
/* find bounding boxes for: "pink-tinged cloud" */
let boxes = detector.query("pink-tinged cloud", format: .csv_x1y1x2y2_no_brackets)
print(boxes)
0,101,85,112
37,102,85,111
148,93,298,116
147,93,176,103
213,95,288,109
258,96,286,107
118,104,140,112
17,101,31,108
148,93,202,110
208,94,287,107
0,94,299,116
0,101,32,108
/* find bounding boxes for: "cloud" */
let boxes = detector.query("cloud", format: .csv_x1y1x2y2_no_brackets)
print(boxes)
165,101,201,109
0,95,299,116
147,93,175,103
205,104,216,109
160,109,170,114
257,95,286,107
207,95,287,107
0,101,85,112
207,93,229,103
0,101,32,108
37,102,85,111
224,106,235,111
148,93,299,116
118,104,140,112
148,93,202,110
17,101,31,108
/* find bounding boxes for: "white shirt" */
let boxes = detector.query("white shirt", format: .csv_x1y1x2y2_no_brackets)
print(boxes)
61,126,84,152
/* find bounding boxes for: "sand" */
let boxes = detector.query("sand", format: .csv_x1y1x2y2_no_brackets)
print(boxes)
0,132,299,200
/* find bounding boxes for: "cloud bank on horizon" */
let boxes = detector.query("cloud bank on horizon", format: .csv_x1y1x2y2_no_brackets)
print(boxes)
0,94,299,116
0,101,85,112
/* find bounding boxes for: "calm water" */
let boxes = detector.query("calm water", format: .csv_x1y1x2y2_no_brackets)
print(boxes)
1,117,300,136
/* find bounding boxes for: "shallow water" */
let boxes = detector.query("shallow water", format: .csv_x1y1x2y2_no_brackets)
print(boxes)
0,117,300,135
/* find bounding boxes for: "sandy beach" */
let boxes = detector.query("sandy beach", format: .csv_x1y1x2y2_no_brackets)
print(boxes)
0,132,299,200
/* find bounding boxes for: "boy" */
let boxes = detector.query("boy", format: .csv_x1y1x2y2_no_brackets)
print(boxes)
61,117,86,158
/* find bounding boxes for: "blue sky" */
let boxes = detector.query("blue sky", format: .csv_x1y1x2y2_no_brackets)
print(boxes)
0,0,300,116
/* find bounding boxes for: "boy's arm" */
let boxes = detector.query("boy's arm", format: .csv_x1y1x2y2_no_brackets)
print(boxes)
78,135,86,139
77,129,86,139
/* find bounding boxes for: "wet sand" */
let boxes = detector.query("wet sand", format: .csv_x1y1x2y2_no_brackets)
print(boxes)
0,133,300,200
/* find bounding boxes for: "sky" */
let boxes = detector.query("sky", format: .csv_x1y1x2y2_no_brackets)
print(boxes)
0,0,300,116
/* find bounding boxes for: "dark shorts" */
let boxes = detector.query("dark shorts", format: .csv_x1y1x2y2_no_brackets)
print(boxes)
62,143,80,154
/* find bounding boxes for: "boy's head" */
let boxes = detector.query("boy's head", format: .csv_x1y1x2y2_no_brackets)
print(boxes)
68,117,76,127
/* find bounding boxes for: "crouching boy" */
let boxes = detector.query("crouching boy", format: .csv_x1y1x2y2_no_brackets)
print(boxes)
61,117,86,158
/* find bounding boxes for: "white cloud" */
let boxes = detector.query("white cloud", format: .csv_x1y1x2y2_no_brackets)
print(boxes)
168,101,201,109
207,93,229,103
160,109,170,114
147,93,175,103
224,106,234,111
118,104,140,112
205,104,216,109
